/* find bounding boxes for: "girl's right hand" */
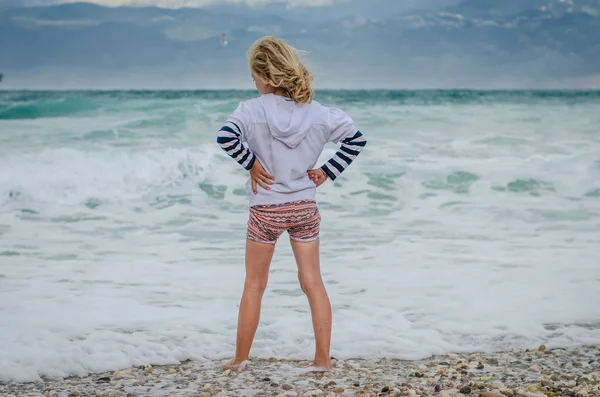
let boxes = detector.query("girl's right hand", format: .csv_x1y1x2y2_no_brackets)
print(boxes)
250,159,274,194
307,168,328,187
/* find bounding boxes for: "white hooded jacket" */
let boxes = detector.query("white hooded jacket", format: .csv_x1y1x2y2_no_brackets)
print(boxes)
217,94,367,206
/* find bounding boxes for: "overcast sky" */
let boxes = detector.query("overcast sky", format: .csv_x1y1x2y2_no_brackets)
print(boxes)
2,0,463,15
13,0,344,7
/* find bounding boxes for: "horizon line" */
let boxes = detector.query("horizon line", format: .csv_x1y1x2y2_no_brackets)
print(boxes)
1,88,600,92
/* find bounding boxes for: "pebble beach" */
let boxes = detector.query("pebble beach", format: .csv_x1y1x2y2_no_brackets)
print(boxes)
2,345,598,397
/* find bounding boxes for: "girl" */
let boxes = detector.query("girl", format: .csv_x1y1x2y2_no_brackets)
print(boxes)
217,36,367,372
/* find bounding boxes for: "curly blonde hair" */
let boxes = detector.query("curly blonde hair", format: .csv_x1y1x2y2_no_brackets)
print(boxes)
248,36,314,105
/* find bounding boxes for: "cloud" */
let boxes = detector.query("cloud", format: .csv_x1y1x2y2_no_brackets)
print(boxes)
24,0,342,8
12,15,100,26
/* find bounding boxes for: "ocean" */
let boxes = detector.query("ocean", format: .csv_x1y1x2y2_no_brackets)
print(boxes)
0,90,599,382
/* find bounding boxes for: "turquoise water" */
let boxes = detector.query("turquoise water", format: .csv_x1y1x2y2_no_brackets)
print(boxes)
2,90,599,120
1,90,599,381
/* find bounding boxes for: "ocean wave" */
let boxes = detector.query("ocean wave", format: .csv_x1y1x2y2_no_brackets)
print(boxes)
0,97,102,119
2,146,598,216
2,90,600,120
1,90,600,382
0,145,238,206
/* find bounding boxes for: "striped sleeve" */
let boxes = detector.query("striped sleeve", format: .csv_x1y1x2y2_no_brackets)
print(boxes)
217,120,256,171
320,131,367,181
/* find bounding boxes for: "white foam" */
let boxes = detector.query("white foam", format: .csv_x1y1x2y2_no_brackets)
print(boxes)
1,97,600,382
0,145,232,206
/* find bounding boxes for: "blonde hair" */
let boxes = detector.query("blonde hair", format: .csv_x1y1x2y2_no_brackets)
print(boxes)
248,36,314,105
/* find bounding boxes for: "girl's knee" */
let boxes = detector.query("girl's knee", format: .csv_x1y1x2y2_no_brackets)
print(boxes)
299,279,307,294
298,272,323,293
245,276,268,293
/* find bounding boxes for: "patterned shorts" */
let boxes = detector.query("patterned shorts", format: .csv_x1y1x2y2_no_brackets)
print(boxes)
247,200,321,244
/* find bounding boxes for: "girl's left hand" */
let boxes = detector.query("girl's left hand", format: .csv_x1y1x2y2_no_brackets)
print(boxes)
250,159,274,194
307,168,328,187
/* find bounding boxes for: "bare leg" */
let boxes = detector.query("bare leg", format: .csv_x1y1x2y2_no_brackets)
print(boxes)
231,239,275,367
290,238,332,370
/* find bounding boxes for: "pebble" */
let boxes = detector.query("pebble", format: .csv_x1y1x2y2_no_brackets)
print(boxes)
482,392,505,397
501,388,514,396
2,347,598,397
442,389,459,396
491,381,505,390
565,380,577,387
304,390,323,396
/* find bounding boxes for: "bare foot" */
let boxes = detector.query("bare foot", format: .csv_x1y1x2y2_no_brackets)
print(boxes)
310,357,335,371
304,359,334,373
223,360,250,373
303,365,332,373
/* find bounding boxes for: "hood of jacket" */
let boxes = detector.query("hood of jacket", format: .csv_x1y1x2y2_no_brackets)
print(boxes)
260,94,314,149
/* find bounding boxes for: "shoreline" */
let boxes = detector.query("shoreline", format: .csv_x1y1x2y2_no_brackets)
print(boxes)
1,346,598,397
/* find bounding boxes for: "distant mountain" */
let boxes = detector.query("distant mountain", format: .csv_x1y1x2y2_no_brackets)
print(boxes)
447,0,600,17
0,0,462,19
0,0,24,8
204,0,464,22
0,0,599,89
